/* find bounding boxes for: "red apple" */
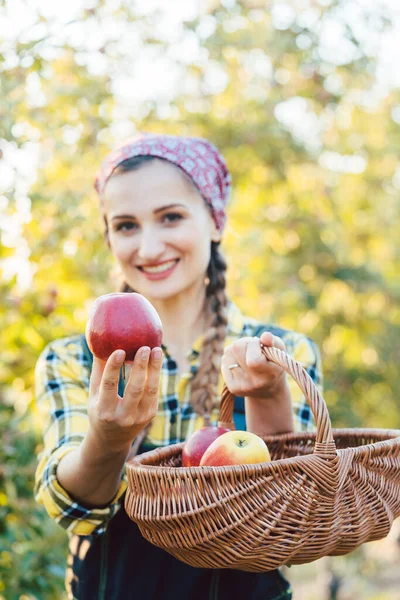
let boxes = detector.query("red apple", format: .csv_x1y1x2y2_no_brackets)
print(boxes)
85,292,163,362
182,427,231,467
199,430,271,467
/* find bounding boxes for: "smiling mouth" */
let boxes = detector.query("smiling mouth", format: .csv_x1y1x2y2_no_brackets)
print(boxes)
137,259,179,274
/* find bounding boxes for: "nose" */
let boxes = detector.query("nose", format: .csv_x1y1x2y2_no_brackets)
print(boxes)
137,226,165,261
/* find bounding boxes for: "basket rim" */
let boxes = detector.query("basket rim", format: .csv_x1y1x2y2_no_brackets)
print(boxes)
263,427,400,442
126,427,400,476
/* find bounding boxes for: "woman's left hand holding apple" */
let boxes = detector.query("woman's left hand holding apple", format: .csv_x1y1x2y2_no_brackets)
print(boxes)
221,332,294,435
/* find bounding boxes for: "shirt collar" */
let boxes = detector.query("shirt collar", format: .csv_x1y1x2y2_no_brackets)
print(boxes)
161,300,247,364
188,300,246,363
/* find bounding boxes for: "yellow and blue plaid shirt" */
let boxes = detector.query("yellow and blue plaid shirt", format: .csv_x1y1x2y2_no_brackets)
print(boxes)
34,302,322,536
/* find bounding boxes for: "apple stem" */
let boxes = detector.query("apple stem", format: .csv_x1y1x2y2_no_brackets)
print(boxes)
122,362,126,380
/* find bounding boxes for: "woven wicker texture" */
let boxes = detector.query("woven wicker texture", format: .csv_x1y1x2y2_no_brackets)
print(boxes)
125,346,400,572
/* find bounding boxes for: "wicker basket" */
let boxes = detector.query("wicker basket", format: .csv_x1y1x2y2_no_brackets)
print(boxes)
125,346,400,572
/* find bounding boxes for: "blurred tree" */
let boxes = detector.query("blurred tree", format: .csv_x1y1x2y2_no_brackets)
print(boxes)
1,0,399,597
177,0,400,429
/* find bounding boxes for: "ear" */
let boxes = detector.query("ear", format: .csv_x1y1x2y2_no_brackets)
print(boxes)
210,221,222,244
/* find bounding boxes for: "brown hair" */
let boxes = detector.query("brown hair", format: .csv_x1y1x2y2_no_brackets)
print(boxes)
108,156,228,422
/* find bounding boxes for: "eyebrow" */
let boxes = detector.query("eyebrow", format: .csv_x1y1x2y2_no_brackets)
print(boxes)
111,203,187,221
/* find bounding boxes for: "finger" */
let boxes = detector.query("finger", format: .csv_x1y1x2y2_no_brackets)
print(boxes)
221,348,244,384
245,337,266,371
123,347,151,409
222,347,243,370
260,331,286,351
272,334,286,351
143,347,163,404
259,331,274,346
97,350,126,410
89,355,107,397
226,338,251,366
143,349,163,422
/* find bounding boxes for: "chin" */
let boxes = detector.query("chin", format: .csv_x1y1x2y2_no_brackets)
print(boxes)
124,269,204,303
126,281,181,302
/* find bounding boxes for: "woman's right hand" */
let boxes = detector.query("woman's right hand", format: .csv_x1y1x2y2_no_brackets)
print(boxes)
87,346,163,453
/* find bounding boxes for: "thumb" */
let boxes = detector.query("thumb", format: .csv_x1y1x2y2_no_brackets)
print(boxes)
260,331,285,351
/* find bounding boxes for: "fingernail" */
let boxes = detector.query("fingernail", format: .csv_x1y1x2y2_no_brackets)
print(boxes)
141,347,150,360
153,348,163,360
115,350,125,364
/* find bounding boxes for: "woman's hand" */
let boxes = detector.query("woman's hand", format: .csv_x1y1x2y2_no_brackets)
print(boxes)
56,347,163,508
87,346,163,453
221,332,286,400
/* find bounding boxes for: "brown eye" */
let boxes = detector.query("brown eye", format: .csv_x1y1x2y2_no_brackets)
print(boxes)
116,222,137,232
163,212,183,224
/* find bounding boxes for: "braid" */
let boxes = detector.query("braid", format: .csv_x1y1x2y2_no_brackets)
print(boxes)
190,242,228,425
120,245,228,424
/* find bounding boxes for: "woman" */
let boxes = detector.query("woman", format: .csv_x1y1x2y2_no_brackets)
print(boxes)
35,133,322,599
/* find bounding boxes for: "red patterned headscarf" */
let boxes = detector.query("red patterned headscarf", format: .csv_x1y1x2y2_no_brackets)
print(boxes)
94,133,231,232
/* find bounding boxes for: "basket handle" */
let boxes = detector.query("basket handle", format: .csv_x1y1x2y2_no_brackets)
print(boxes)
218,344,336,456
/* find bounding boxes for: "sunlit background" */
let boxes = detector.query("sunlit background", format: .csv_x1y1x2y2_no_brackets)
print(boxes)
2,0,400,290
1,1,400,598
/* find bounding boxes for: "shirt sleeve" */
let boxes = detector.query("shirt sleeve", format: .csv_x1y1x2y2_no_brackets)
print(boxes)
34,337,127,536
281,332,323,432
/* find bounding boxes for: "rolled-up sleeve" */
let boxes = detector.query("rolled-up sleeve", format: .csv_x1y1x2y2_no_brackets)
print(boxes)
34,337,127,535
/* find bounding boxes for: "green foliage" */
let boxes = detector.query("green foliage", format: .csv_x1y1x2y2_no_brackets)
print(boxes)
1,0,399,597
0,409,68,600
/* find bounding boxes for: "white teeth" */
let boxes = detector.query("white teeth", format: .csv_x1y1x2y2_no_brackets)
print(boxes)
141,260,177,274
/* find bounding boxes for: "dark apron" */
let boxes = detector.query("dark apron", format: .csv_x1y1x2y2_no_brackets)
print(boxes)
67,502,292,600
66,336,292,600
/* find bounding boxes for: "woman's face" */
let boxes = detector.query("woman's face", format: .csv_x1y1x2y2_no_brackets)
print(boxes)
103,159,220,303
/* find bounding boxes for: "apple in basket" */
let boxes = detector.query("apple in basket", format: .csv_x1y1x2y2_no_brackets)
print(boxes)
181,427,231,467
199,430,271,466
86,292,163,362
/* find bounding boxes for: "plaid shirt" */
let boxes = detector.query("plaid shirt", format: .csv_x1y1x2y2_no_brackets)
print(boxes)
34,302,322,536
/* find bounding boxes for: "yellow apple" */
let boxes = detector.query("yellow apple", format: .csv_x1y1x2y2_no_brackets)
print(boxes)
199,430,271,467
